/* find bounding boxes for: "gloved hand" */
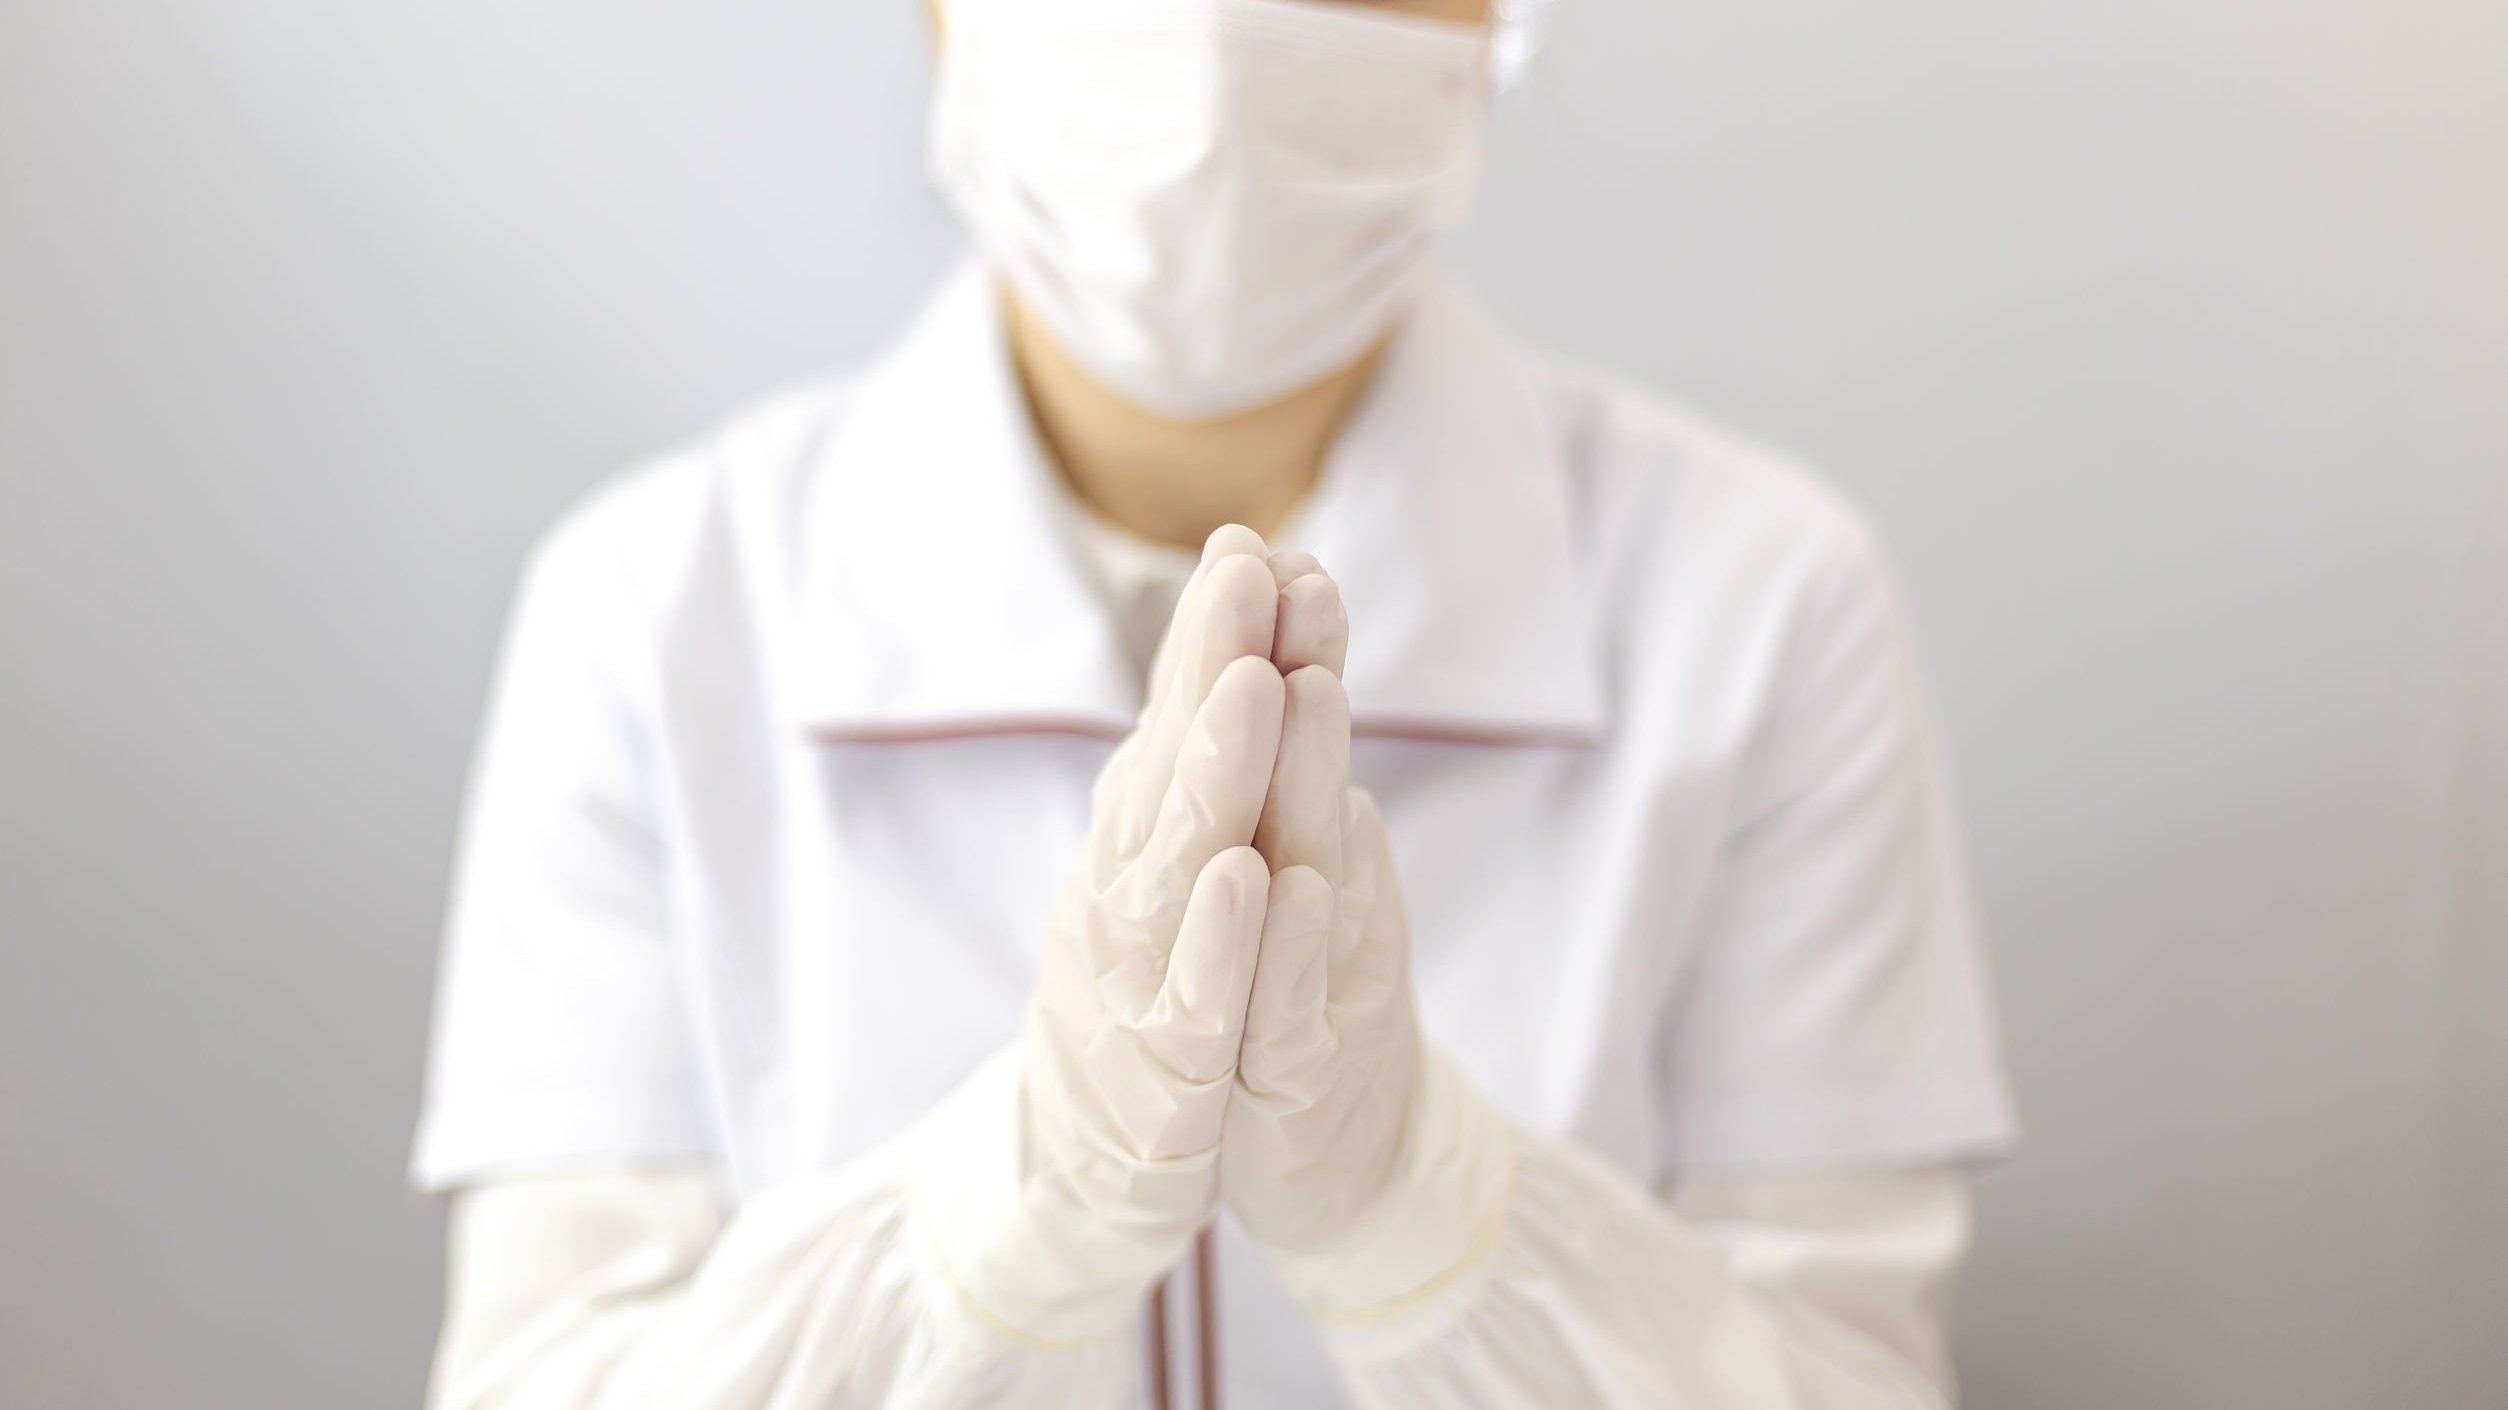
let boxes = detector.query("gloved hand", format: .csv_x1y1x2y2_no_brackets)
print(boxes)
910,526,1288,1345
1223,558,1516,1318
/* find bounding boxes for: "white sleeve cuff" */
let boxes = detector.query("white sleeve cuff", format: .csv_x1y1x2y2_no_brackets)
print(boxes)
1313,1132,1960,1409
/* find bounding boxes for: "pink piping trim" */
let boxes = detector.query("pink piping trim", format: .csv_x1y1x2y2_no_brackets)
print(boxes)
808,717,1128,745
807,716,1596,749
802,712,1595,747
1348,719,1597,749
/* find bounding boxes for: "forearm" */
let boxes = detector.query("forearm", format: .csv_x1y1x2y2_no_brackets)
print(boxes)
430,532,1295,1410
429,1141,1132,1410
1301,1063,1970,1409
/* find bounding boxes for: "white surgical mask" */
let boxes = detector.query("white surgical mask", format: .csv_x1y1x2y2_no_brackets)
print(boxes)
930,0,1493,421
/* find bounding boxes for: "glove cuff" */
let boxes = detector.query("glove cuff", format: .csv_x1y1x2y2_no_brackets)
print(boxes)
1259,1042,1517,1320
904,1047,1199,1347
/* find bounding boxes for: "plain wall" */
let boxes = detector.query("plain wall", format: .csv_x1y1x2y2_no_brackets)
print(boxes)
2,1,2501,1405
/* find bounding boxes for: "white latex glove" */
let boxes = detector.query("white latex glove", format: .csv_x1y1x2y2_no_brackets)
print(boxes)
1225,560,1516,1318
910,526,1288,1346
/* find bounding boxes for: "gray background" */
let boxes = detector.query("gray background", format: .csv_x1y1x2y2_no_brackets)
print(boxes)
2,0,2501,1405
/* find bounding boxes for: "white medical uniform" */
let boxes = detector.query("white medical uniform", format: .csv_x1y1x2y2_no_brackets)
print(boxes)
415,262,2016,1407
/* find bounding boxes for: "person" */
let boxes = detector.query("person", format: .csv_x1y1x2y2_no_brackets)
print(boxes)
412,0,2017,1405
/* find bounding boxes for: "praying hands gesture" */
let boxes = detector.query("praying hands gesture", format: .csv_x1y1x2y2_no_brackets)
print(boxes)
914,525,1509,1343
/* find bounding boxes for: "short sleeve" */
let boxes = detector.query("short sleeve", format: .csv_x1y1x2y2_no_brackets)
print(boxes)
413,491,710,1190
1654,519,2017,1170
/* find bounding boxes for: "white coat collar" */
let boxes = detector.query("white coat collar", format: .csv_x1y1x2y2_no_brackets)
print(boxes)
792,260,1604,748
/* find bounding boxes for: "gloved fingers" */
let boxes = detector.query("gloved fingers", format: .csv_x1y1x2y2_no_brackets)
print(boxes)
1100,526,1269,844
1190,522,1275,604
1343,911,1416,1028
1184,551,1281,707
1327,848,1416,1040
1271,572,1349,679
1332,789,1396,974
1256,664,1349,885
1141,526,1273,717
1112,543,1278,857
1265,549,1323,585
1140,845,1270,1085
1082,845,1266,1163
1237,863,1338,1101
1120,654,1286,933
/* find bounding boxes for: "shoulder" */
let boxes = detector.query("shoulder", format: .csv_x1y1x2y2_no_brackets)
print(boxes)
514,368,871,626
1523,350,1924,752
1531,349,1895,612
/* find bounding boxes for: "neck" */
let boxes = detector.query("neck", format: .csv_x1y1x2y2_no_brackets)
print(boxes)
1002,289,1384,549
